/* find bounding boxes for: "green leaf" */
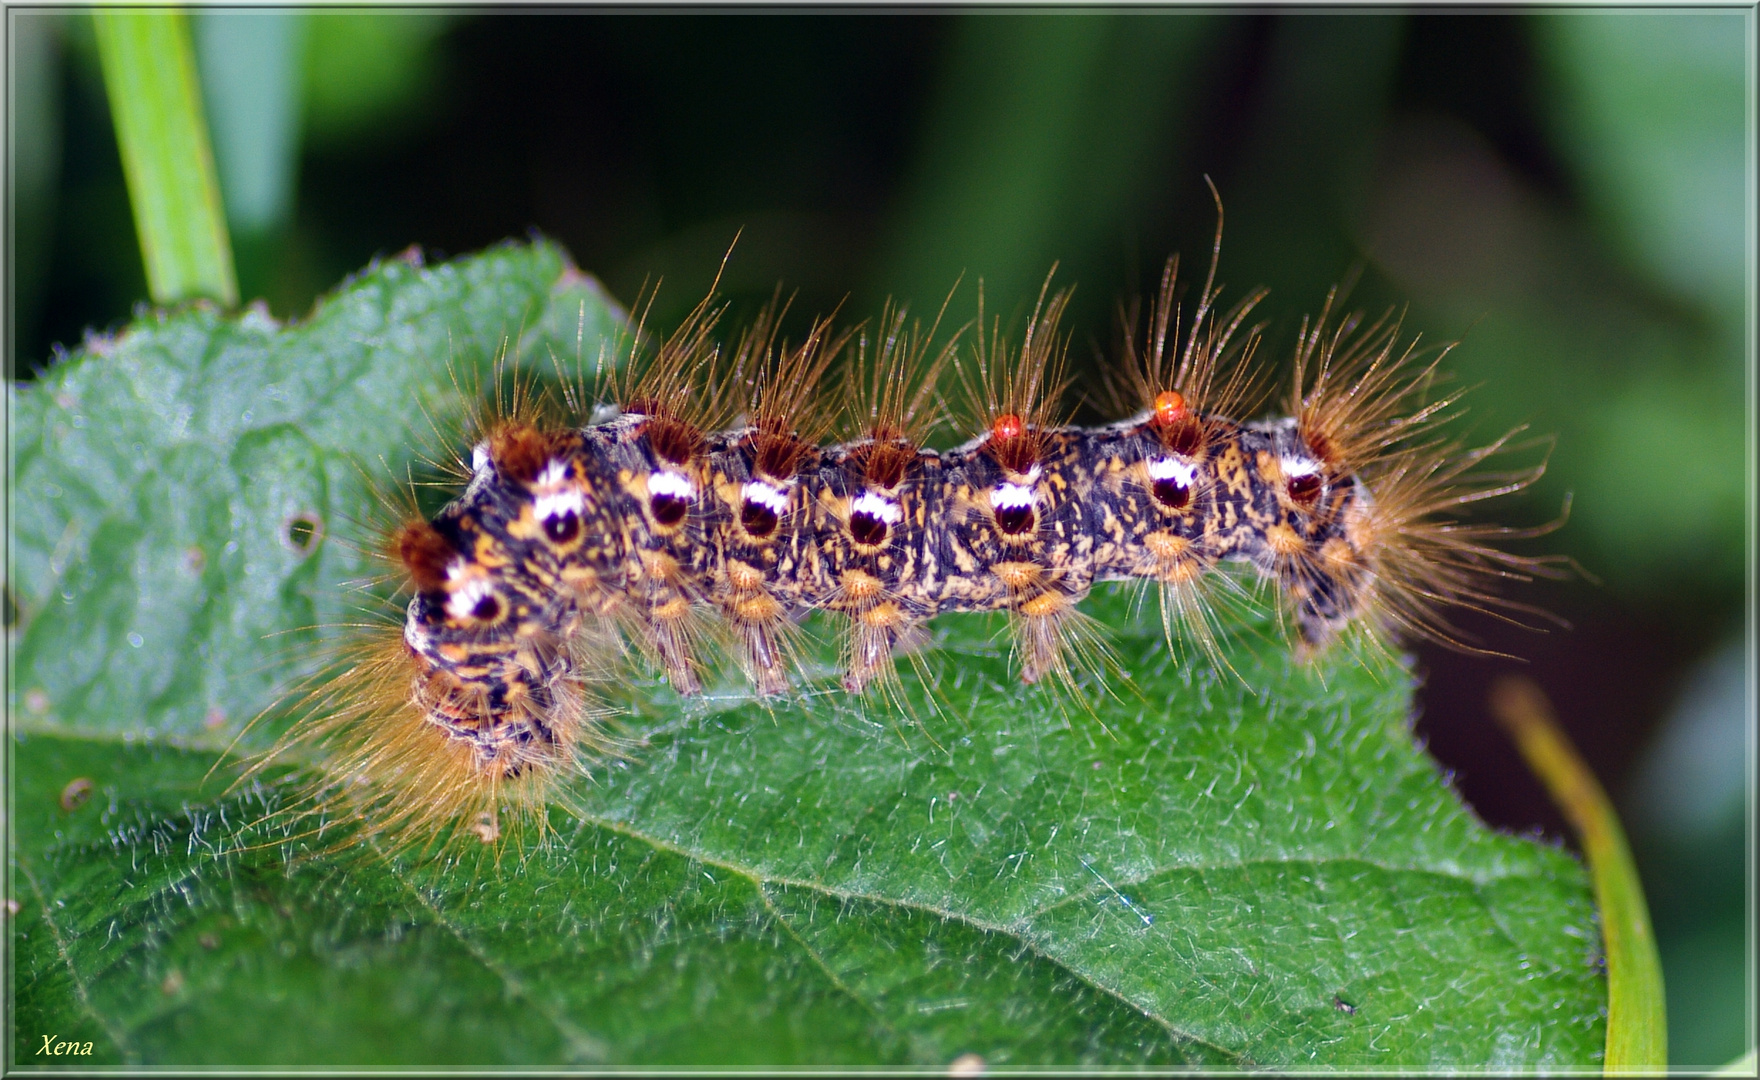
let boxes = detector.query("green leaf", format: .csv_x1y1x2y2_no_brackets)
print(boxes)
1533,9,1748,319
8,242,1606,1069
92,9,238,307
10,242,616,747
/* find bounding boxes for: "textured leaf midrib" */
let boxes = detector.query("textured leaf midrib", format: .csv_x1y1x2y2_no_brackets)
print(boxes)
379,847,614,1066
15,860,139,1065
19,726,1560,891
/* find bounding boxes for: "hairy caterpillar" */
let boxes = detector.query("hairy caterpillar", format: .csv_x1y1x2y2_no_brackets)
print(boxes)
268,228,1565,849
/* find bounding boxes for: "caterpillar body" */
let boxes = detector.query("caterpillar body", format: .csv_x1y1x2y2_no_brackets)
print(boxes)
280,243,1562,846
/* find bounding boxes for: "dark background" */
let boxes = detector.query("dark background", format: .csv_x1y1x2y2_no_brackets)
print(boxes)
10,8,1750,1066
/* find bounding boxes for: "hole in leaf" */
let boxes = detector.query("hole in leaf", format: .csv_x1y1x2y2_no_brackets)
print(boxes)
60,777,94,812
284,513,324,554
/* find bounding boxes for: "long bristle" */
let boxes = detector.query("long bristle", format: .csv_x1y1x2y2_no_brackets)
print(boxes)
1350,429,1573,652
958,269,1074,473
738,294,851,477
1281,298,1572,653
1114,191,1269,448
253,622,614,855
843,297,961,486
604,275,738,437
1289,294,1462,478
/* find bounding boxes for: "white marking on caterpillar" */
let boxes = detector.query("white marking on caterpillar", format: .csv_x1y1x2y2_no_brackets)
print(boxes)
534,488,585,524
990,482,1037,512
1280,455,1322,479
536,459,570,488
647,470,696,501
740,481,790,515
466,442,495,497
444,558,498,621
1147,457,1198,485
851,491,902,525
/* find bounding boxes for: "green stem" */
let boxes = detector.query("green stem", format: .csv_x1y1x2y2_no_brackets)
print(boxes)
93,8,238,307
1491,676,1668,1075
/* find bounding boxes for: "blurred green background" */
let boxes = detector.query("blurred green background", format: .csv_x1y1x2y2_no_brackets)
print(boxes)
8,8,1751,1067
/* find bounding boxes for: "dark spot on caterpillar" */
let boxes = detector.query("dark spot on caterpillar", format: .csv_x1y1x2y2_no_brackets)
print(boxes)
490,425,553,485
995,505,1035,535
284,513,323,555
395,519,453,592
741,499,779,537
1288,473,1323,507
651,494,689,526
543,511,580,544
471,594,502,622
849,510,888,546
1152,477,1191,510
1306,429,1336,466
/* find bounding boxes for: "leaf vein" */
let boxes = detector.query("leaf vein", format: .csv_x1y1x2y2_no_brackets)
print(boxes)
751,881,894,1031
375,841,612,1066
571,811,1241,1064
16,858,138,1065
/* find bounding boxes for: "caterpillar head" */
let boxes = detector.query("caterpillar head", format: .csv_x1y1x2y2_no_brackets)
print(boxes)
1280,296,1569,652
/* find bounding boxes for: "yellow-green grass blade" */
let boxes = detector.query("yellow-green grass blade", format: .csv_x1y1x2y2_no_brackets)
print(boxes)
93,8,237,307
1493,676,1669,1074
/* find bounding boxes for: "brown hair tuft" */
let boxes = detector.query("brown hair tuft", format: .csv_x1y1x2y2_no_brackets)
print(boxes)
489,424,556,486
394,520,454,593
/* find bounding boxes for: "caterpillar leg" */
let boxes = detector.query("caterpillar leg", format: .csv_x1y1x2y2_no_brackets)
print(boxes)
725,588,799,697
842,601,917,694
642,591,705,695
1011,586,1107,687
